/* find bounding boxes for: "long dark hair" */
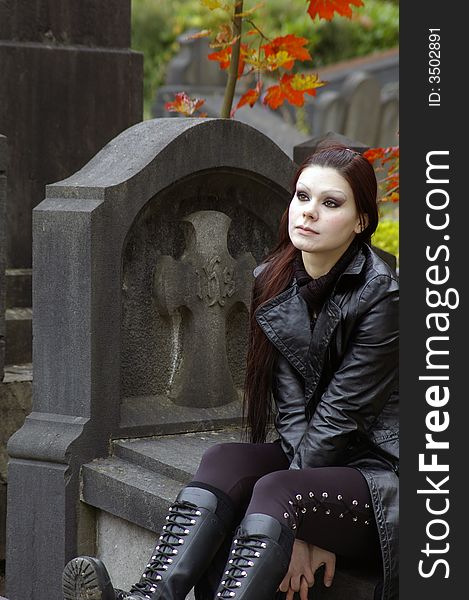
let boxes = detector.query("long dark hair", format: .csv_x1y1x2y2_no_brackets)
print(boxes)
243,143,379,443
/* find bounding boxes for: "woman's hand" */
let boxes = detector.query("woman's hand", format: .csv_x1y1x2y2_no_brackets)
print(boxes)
308,544,336,589
278,540,314,600
278,541,336,600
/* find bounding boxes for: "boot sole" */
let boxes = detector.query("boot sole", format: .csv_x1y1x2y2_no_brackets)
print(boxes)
62,556,115,600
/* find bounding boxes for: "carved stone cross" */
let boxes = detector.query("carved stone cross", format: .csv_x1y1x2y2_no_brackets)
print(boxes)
153,210,256,408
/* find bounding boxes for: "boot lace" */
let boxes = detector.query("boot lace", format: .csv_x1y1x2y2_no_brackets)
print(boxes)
216,535,267,598
128,500,202,598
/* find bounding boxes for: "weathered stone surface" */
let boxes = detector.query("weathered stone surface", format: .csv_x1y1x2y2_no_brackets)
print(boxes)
82,429,243,530
0,0,132,47
4,308,32,365
165,29,227,87
293,132,369,166
0,0,143,268
153,211,255,407
0,365,32,561
96,512,157,595
6,118,295,600
377,83,399,147
0,135,6,379
307,90,347,138
5,269,32,309
342,72,382,147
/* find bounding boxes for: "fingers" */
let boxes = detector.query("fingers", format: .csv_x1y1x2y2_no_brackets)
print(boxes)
300,576,310,600
290,574,302,592
286,587,295,600
278,575,290,593
323,555,336,588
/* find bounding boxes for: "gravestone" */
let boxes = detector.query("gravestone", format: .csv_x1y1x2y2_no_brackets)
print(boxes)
0,0,143,269
303,70,399,148
377,83,399,147
0,135,6,380
166,29,227,87
342,72,382,147
308,90,347,139
6,117,295,600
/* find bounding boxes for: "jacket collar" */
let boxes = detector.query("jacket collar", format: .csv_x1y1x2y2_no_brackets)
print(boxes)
255,246,367,377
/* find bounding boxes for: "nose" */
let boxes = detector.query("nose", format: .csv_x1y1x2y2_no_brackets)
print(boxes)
303,202,319,220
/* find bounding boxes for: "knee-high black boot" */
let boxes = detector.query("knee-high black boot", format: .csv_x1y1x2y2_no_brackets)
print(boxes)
214,513,294,600
62,485,235,600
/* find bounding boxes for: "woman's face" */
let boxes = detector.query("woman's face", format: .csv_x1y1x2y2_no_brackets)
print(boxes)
288,165,363,258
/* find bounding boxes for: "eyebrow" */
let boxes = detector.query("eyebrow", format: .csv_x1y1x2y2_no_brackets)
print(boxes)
296,184,347,198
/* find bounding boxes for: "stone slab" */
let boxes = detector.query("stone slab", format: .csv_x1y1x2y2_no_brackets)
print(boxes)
82,457,183,533
114,428,243,483
4,308,32,365
0,0,132,48
0,42,143,268
5,269,32,309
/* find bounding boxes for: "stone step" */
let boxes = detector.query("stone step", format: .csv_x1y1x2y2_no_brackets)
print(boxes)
82,456,183,534
113,427,243,484
4,308,32,365
81,430,381,599
5,269,32,309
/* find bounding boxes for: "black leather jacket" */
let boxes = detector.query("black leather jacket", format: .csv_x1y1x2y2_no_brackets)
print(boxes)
254,243,399,600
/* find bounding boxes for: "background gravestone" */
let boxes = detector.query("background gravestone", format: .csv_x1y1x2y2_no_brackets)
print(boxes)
0,0,143,270
6,118,296,600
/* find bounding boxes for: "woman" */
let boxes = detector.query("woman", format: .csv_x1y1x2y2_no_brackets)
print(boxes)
63,144,399,600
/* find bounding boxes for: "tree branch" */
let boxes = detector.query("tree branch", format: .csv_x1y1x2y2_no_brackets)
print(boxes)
221,0,244,118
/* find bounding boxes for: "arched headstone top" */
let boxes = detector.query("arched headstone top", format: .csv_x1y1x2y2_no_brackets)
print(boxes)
43,118,296,206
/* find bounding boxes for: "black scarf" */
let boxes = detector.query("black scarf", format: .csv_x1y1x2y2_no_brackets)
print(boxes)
293,239,360,316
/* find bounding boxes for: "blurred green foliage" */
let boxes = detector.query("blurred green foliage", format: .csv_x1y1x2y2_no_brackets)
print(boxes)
372,218,399,264
131,0,399,117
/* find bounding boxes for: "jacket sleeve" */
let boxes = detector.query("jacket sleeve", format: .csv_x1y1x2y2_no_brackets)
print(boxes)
290,274,399,470
272,353,309,462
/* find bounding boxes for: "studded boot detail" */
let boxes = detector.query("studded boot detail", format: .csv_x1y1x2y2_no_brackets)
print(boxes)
215,513,294,599
62,485,235,600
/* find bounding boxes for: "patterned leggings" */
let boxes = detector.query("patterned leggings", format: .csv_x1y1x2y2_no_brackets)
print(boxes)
193,441,381,561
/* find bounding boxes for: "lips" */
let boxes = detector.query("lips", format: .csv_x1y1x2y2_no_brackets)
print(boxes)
296,225,319,234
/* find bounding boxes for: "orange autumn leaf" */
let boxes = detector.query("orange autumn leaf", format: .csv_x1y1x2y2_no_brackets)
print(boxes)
264,72,326,109
263,74,303,109
263,34,312,67
231,81,263,115
290,72,326,93
307,0,364,21
208,46,232,69
265,50,296,71
365,145,399,203
363,147,386,163
165,92,206,117
208,43,248,76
